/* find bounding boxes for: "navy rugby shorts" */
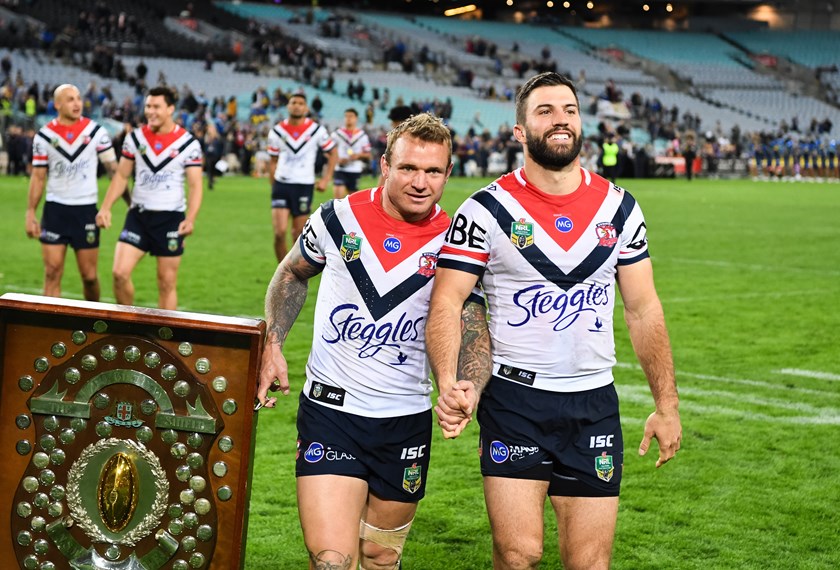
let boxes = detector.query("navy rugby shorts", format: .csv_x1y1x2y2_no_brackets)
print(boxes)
118,207,185,257
296,391,432,503
40,202,99,250
333,171,361,193
477,378,623,497
271,181,314,216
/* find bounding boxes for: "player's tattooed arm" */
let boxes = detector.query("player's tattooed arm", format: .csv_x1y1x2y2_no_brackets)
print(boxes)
457,300,492,394
264,242,323,348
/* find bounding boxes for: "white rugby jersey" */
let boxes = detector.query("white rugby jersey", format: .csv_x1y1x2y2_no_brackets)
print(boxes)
32,117,112,205
267,118,335,184
439,167,650,393
299,188,451,417
331,127,371,174
122,125,203,212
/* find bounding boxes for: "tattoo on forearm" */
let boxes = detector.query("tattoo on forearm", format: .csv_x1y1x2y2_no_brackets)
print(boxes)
457,302,492,391
265,249,321,346
309,550,352,570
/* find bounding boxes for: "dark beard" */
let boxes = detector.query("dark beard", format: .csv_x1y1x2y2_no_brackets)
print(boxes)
525,129,582,171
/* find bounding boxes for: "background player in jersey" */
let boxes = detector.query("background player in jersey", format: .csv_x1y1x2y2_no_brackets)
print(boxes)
256,113,488,570
331,107,372,199
95,85,203,310
267,93,338,263
426,72,682,570
25,83,117,302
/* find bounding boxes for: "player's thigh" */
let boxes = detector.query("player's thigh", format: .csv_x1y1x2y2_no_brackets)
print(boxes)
271,207,290,234
483,476,549,548
550,495,618,569
156,255,182,285
364,493,418,531
298,474,368,554
112,242,146,276
74,247,99,278
41,244,68,272
291,214,308,236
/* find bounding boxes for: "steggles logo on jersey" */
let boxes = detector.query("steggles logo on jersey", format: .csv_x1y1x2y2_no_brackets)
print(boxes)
323,304,423,359
510,218,534,249
595,222,618,247
510,282,611,332
340,232,363,262
417,252,438,277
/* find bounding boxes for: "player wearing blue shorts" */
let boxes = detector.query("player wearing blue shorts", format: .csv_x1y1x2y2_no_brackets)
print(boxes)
26,84,117,300
257,114,488,570
96,86,203,310
427,73,681,570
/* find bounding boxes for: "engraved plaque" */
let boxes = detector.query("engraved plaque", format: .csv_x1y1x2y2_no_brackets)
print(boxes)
0,294,265,569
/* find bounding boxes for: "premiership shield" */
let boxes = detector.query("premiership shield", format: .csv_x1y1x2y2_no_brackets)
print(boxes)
0,294,265,569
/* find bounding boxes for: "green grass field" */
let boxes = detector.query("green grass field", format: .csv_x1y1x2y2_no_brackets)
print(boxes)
2,173,839,569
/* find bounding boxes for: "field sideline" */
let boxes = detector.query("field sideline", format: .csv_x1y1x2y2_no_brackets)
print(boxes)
2,173,839,569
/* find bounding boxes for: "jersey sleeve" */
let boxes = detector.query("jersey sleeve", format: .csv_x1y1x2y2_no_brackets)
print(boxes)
299,204,329,267
184,139,203,168
617,194,650,265
360,133,372,153
31,135,48,168
266,128,281,157
122,135,137,161
437,192,493,276
319,127,336,152
95,129,113,153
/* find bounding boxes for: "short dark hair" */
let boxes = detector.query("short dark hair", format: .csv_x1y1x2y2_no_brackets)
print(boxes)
515,72,579,125
388,105,413,124
344,108,358,117
289,93,307,103
148,85,176,107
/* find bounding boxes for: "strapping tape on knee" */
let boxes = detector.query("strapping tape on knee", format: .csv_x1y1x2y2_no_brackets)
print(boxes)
358,517,414,558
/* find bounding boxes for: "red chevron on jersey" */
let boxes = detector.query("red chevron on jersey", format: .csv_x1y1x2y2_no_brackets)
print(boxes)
496,169,611,251
348,188,449,272
141,125,189,156
44,117,91,146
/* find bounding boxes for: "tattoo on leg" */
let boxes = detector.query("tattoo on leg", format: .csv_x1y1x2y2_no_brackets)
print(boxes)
309,549,352,570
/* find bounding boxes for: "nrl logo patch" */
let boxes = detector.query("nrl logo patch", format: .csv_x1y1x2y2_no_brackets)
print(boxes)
340,232,363,262
510,218,534,249
105,401,144,428
595,452,614,482
403,463,422,494
417,252,438,277
595,222,618,247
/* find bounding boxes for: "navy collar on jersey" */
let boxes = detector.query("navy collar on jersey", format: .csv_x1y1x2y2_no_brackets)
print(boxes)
130,130,195,174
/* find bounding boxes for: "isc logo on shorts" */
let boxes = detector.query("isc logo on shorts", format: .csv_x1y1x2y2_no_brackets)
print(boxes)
304,442,325,463
489,440,509,464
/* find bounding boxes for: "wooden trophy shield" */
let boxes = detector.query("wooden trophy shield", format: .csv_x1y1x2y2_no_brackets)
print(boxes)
0,294,265,569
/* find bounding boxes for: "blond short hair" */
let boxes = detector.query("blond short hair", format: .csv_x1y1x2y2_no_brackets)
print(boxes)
384,113,452,166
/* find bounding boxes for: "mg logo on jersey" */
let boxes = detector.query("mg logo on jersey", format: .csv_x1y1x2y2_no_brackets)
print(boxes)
489,440,509,464
417,252,438,277
304,442,325,463
555,216,574,233
510,219,534,249
383,237,401,253
340,232,363,262
595,222,618,247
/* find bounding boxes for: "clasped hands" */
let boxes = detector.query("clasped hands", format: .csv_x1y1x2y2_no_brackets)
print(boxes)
434,380,478,439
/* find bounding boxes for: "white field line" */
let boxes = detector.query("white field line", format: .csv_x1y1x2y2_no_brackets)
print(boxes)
775,368,840,382
617,386,840,425
615,361,840,398
663,257,840,278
